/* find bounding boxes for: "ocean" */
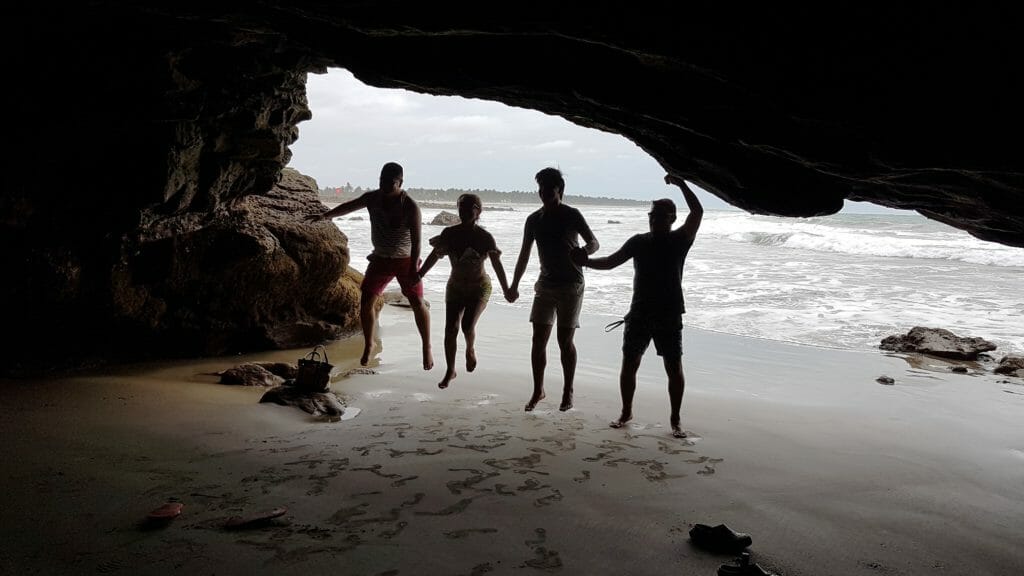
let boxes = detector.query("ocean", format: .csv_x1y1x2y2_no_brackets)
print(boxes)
332,203,1024,356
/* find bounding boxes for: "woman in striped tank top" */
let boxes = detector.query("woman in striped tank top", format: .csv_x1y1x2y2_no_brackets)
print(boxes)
308,162,433,370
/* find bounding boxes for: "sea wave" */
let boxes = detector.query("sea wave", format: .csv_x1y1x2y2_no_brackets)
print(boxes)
704,213,1024,267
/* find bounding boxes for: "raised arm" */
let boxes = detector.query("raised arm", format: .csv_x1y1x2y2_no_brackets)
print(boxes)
665,174,704,240
306,191,371,222
509,218,536,303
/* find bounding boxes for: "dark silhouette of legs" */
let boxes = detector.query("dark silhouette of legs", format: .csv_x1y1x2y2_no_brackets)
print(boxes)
556,325,577,411
439,304,464,388
664,356,685,437
461,299,487,372
526,323,553,410
407,293,433,370
359,294,378,366
611,354,641,427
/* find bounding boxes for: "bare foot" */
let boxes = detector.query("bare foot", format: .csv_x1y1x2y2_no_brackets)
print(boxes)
466,348,477,372
671,420,686,438
438,371,456,389
609,413,633,429
559,390,573,412
524,390,546,412
360,343,377,366
422,346,434,370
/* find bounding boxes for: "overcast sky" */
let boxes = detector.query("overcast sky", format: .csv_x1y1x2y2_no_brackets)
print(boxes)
287,68,904,214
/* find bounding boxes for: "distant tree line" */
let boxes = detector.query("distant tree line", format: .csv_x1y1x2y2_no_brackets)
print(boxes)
317,185,646,206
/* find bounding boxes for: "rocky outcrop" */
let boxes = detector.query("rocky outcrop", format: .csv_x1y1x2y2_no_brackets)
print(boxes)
430,211,461,226
879,327,997,361
4,3,1023,373
994,355,1024,378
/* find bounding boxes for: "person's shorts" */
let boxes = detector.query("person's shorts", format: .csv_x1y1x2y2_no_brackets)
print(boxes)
622,318,682,358
446,275,492,307
529,281,584,328
361,256,423,299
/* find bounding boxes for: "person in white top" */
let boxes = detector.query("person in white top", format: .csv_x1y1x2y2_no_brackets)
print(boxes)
308,162,433,370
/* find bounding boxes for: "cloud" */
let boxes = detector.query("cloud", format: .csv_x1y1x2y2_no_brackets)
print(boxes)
533,140,574,150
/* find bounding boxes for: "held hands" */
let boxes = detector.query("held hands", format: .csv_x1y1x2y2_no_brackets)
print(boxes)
505,286,519,303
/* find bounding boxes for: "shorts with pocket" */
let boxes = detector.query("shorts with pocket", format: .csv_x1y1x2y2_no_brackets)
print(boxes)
529,281,584,328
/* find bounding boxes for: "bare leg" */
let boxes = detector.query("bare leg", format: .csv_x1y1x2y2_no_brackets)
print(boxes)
407,294,433,370
439,304,464,389
461,299,487,372
556,325,577,411
526,323,552,411
359,293,378,366
610,354,641,427
664,356,686,437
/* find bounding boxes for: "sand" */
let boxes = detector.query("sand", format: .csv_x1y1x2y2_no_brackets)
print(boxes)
2,302,1022,575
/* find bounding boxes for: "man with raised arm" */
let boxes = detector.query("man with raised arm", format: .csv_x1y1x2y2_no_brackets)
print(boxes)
573,174,703,438
307,162,433,370
509,167,599,412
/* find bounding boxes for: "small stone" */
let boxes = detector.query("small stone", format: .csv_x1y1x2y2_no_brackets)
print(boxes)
950,366,968,373
876,375,895,385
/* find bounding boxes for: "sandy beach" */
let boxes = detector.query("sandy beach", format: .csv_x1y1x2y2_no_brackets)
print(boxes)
2,301,1022,576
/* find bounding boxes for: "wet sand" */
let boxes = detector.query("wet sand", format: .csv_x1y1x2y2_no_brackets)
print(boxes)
1,302,1022,575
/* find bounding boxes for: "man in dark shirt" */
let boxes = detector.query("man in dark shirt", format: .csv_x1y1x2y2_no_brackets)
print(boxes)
575,174,703,438
509,168,599,412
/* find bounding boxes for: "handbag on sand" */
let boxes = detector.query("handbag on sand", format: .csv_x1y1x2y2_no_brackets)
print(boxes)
295,345,333,393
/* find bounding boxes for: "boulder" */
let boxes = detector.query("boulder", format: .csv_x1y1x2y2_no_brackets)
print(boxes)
879,327,997,361
430,211,461,226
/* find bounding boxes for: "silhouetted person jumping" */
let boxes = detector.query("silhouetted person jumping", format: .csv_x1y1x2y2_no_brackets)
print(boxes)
509,167,599,412
418,194,512,389
308,162,433,370
574,174,703,438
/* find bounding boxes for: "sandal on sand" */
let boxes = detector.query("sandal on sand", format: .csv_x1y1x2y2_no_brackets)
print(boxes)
146,502,183,522
689,523,752,554
224,506,287,530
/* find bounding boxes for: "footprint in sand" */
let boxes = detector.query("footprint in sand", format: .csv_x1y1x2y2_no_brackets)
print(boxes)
523,528,563,570
686,456,724,475
572,470,591,483
352,464,402,479
447,469,501,495
444,528,499,539
328,503,369,525
535,489,563,507
414,498,474,516
387,448,443,458
379,521,408,539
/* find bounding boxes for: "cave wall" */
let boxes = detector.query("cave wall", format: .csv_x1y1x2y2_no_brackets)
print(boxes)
3,3,1021,374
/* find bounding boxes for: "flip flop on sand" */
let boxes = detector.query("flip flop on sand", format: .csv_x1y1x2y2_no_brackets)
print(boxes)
224,506,287,530
146,502,183,522
689,523,753,554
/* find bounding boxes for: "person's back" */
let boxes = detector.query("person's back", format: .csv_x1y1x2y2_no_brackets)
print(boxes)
510,167,599,412
529,203,589,287
576,175,702,438
626,230,694,321
366,190,413,259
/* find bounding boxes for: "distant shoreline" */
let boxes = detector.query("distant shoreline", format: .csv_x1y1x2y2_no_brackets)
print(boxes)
318,186,648,207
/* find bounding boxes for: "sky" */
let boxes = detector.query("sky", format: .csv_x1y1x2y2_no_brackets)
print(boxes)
287,68,908,215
